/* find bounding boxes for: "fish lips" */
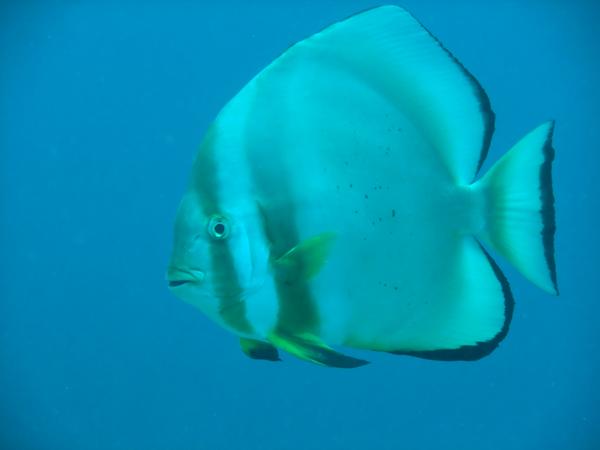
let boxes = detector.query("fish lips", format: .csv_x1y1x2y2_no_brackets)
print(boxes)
168,279,191,288
166,267,205,288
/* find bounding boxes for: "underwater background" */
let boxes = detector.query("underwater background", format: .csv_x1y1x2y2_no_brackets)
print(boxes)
1,1,598,449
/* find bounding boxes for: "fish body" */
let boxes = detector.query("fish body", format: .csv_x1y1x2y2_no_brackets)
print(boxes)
167,6,558,367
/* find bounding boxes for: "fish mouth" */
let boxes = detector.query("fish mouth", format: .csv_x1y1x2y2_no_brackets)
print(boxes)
168,279,192,288
166,267,205,288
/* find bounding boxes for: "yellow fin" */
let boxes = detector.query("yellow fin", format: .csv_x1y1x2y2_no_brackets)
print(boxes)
269,332,368,368
274,232,336,283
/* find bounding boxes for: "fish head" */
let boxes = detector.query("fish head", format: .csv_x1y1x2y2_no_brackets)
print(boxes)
167,190,268,320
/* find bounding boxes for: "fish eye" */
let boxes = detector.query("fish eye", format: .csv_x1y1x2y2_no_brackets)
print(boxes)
207,215,230,240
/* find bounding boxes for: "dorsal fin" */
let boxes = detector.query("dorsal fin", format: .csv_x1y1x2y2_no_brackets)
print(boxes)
248,5,494,183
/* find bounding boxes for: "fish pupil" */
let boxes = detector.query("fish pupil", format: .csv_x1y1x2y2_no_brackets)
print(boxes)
214,223,225,236
207,214,229,239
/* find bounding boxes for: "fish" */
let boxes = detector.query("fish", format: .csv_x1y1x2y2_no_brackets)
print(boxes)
166,5,558,368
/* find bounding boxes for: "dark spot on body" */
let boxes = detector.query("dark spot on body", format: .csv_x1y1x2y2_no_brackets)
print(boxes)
364,194,369,199
392,209,396,217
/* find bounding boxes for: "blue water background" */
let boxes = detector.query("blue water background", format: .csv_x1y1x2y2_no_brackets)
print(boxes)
1,1,598,449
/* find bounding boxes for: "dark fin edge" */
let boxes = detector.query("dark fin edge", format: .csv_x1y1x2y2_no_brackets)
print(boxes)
541,121,559,294
246,346,281,362
389,244,514,361
272,332,369,368
277,5,495,181
404,8,495,178
329,6,495,179
313,347,370,369
240,338,281,362
293,336,370,368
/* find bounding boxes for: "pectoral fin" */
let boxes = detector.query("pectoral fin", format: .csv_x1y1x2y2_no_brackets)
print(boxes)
239,338,281,362
274,232,336,283
269,332,368,368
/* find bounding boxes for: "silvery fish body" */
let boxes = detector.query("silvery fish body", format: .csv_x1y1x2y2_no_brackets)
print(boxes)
167,6,558,367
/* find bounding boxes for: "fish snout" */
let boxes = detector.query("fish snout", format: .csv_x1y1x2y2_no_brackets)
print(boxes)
166,267,205,288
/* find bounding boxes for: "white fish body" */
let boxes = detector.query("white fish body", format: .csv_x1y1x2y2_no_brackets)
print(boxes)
167,6,558,367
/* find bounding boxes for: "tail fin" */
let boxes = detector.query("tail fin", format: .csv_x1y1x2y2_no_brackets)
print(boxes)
473,121,558,295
